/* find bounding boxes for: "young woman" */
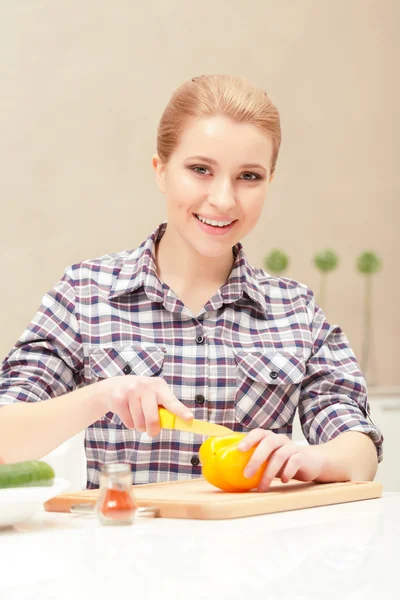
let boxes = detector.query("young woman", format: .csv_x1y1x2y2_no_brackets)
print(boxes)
0,75,382,490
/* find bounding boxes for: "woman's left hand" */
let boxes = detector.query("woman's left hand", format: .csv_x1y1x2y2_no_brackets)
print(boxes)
238,429,328,492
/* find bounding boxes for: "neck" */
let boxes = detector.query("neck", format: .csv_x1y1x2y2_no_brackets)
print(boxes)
155,223,235,291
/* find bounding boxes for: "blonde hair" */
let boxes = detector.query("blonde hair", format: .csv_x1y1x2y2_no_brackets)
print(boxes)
157,74,281,175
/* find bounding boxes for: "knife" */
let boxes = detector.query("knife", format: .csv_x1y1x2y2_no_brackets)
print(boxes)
158,408,233,437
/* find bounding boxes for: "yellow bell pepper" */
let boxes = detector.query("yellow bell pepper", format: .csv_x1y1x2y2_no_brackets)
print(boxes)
199,434,267,492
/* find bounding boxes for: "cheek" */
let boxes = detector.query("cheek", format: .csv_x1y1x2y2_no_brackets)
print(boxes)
242,190,267,222
170,171,205,198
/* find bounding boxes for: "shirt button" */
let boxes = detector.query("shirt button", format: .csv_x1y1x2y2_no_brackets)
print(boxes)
196,335,205,344
195,394,205,406
191,456,200,467
270,371,278,380
123,364,132,375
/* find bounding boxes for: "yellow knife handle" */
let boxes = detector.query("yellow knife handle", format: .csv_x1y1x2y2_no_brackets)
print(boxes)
158,407,176,429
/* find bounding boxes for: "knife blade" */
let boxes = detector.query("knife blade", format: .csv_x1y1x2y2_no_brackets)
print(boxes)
158,407,233,437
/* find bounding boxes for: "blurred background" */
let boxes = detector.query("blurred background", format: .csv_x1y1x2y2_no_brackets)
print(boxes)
1,1,399,486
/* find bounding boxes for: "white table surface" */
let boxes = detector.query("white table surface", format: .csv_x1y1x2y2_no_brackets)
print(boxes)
0,493,399,600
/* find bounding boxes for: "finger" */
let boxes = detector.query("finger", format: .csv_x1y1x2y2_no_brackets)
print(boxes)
280,453,304,483
109,385,135,429
243,434,287,479
262,442,298,481
258,444,299,491
141,387,161,437
237,428,274,451
128,383,147,432
156,379,193,420
292,449,326,482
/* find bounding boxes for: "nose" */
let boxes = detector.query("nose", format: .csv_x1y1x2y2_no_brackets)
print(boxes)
208,177,236,211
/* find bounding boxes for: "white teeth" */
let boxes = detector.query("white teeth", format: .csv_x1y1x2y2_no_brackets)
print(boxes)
196,215,233,227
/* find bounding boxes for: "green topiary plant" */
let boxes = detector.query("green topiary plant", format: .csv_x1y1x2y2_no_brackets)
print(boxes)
356,251,382,380
313,249,339,310
264,249,289,274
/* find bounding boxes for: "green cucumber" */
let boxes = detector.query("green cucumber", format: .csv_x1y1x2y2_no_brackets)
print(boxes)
0,460,55,489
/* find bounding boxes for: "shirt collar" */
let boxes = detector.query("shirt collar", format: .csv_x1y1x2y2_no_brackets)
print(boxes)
209,243,269,316
109,222,165,302
109,221,269,316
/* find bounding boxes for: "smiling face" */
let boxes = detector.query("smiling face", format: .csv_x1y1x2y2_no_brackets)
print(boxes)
153,114,274,259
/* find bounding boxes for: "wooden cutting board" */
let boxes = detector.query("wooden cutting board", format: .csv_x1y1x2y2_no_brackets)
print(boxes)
44,477,383,520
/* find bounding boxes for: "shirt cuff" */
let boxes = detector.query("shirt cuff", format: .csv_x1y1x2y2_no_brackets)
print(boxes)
307,404,383,463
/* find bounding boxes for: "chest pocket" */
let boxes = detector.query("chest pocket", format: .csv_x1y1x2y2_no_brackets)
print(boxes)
89,345,165,379
234,350,306,431
89,344,166,425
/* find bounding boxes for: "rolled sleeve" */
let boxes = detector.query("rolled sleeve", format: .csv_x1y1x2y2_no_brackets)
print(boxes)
298,290,383,462
0,268,84,406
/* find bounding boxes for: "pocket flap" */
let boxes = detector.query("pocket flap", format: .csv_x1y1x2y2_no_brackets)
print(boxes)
234,350,306,385
89,345,165,379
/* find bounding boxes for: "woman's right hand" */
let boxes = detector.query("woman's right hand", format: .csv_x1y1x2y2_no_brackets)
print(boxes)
97,375,193,437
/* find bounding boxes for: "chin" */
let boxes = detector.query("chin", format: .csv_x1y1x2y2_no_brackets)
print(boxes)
191,241,233,259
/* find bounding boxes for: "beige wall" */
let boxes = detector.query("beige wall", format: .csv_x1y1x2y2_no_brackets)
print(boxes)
1,1,399,386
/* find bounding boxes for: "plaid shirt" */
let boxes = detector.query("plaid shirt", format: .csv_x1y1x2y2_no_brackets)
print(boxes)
0,222,383,488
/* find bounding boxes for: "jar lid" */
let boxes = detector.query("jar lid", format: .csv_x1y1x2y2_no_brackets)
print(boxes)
101,462,131,475
136,506,160,518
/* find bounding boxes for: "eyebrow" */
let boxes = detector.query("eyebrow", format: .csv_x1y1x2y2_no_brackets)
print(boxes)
185,155,267,172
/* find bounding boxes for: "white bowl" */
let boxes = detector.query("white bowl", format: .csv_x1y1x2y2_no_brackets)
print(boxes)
0,478,71,529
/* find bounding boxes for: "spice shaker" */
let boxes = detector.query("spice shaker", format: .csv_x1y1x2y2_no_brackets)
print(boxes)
96,463,137,526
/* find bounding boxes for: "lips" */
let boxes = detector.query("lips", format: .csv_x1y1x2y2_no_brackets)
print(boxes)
194,214,236,227
193,213,237,236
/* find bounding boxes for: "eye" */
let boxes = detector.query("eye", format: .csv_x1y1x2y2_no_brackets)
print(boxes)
240,172,262,181
190,165,211,176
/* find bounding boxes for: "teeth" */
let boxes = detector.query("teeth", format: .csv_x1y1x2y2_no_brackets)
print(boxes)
196,215,233,227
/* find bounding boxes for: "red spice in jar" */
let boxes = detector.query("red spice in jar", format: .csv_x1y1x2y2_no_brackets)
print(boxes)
100,487,136,521
96,463,137,525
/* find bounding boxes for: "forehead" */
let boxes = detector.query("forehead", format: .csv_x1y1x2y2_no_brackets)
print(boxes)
173,115,273,165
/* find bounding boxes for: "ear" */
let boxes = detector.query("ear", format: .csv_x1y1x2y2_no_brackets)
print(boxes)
152,154,167,194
